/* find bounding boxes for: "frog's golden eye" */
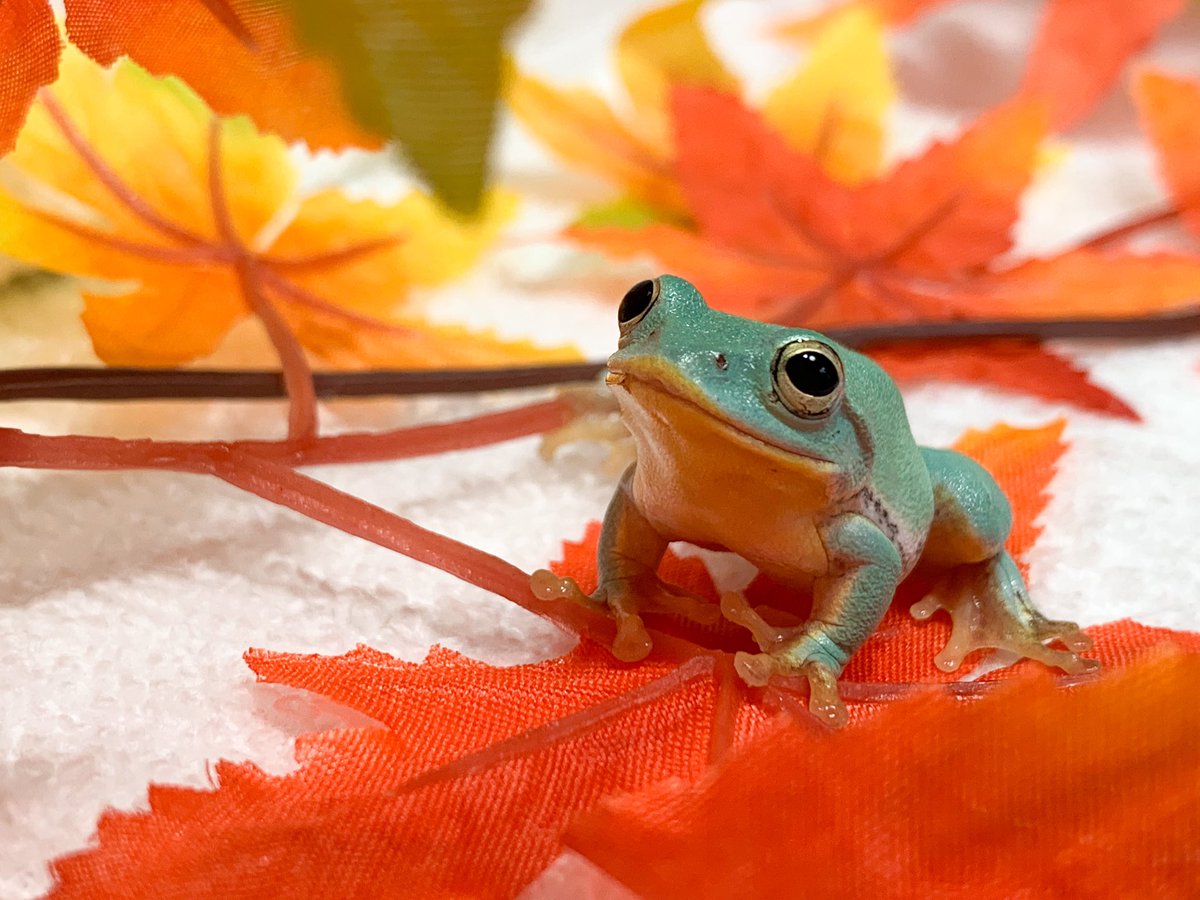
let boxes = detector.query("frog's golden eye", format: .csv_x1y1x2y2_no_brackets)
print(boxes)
773,340,844,418
618,278,659,328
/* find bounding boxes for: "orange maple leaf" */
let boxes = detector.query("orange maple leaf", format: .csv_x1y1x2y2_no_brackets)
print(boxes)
63,0,379,150
0,50,575,438
44,414,1199,896
508,0,894,217
1134,69,1200,239
568,649,1200,899
0,0,60,154
573,86,1200,328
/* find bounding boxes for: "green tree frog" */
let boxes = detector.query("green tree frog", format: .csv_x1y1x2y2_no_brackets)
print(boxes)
534,275,1096,725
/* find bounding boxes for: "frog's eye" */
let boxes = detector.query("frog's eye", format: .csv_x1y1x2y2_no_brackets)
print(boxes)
773,340,844,418
618,278,659,328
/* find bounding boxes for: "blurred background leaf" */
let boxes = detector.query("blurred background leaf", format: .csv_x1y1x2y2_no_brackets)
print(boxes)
277,0,533,216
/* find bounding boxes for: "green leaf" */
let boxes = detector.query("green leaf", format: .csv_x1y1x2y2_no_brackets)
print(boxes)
277,0,533,216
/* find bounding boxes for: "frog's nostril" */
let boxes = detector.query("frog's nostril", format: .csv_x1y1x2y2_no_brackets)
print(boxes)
714,352,728,371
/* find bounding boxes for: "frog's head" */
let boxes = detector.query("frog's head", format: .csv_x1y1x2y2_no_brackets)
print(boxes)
606,274,871,468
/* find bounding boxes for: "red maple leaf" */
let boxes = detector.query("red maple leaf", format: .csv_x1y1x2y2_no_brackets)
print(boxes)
571,88,1200,418
46,421,1200,897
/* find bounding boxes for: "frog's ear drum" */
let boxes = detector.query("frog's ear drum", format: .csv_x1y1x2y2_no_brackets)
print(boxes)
618,278,659,328
773,340,844,418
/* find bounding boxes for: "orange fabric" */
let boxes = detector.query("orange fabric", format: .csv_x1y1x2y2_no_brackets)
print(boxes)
47,421,1200,897
0,0,59,154
568,650,1200,899
63,0,380,150
1018,0,1184,128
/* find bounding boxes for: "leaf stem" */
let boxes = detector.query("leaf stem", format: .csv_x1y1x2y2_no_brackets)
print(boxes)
207,121,318,443
0,425,605,638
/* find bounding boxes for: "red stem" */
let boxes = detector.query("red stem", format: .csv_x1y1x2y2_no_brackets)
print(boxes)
0,398,572,467
0,426,605,639
207,121,318,443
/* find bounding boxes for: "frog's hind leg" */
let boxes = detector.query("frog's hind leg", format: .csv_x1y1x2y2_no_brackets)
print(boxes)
911,448,1097,675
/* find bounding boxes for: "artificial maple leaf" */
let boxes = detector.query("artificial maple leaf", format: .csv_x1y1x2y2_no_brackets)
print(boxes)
567,650,1200,899
1016,0,1185,129
63,0,379,151
1134,69,1200,238
48,644,770,898
571,86,1200,357
507,0,894,220
0,48,576,371
0,0,60,154
45,419,1200,896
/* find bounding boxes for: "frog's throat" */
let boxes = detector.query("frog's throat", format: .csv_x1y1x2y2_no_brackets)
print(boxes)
607,363,837,465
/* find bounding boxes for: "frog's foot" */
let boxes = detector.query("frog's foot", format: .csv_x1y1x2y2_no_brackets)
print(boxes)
720,593,848,727
910,553,1098,676
538,384,633,473
529,569,719,662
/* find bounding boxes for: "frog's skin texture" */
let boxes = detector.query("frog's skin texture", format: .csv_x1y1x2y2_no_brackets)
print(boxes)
534,276,1096,725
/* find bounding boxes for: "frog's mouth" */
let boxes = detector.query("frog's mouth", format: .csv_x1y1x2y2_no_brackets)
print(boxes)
606,361,837,466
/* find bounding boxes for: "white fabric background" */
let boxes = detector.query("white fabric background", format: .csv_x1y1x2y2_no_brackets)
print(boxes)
3,1,1200,896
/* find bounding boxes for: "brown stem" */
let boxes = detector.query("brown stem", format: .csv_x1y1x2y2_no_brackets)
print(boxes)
0,364,608,402
4,304,1198,404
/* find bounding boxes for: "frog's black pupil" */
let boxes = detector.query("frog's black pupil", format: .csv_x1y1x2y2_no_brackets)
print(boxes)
785,350,839,397
619,279,656,324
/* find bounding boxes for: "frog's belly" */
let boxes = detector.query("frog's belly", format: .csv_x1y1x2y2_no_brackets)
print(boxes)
620,387,836,583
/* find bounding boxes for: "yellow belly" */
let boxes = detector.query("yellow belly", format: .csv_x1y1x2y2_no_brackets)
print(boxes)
618,382,837,583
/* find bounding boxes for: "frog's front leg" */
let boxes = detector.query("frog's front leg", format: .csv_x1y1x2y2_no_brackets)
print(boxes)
911,448,1097,675
530,464,718,662
731,514,901,726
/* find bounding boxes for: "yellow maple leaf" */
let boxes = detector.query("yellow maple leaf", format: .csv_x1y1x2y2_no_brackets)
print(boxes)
0,46,577,370
506,0,895,213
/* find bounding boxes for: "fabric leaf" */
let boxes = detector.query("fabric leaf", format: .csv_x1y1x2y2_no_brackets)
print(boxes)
63,0,380,152
762,6,895,184
614,0,738,151
1134,69,1200,238
1017,0,1185,128
0,0,60,155
278,0,534,215
0,48,575,369
567,650,1200,899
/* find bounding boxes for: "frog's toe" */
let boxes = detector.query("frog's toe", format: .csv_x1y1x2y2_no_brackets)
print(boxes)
735,652,848,728
529,569,605,611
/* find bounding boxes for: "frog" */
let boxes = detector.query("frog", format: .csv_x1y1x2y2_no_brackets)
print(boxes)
532,275,1097,725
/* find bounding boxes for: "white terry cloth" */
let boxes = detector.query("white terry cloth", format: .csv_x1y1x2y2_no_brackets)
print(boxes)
4,1,1200,896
